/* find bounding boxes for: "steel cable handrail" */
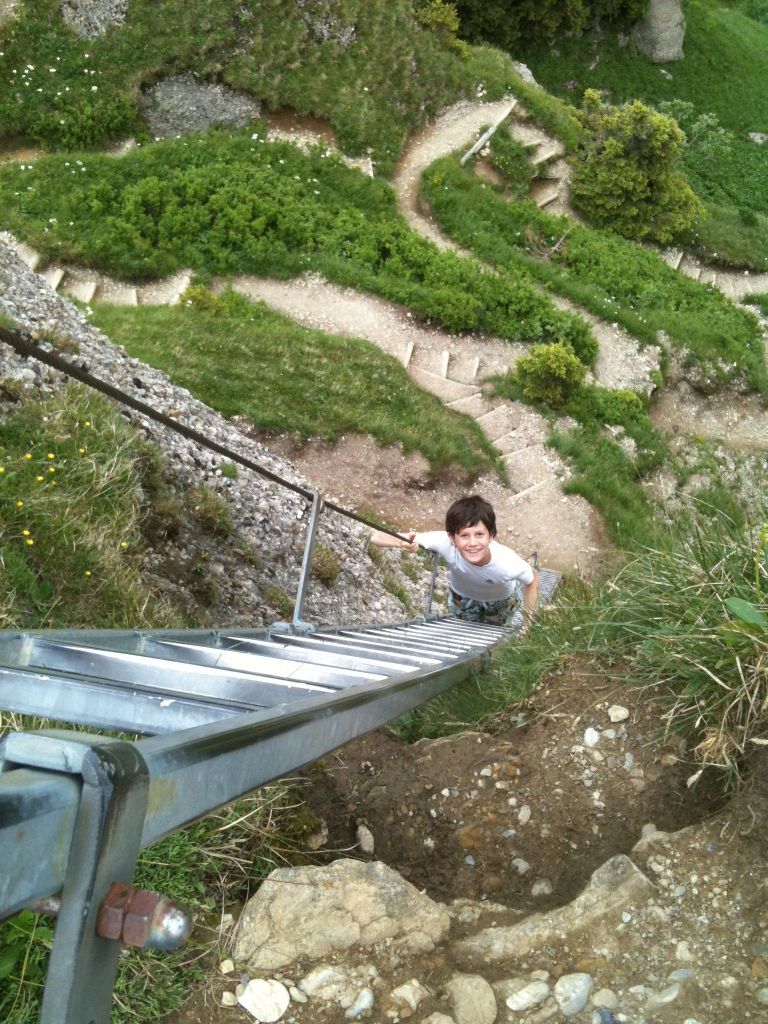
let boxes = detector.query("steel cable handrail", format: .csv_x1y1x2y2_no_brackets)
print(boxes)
0,322,405,538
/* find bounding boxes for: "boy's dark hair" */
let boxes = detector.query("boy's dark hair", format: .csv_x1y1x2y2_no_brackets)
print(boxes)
445,495,497,537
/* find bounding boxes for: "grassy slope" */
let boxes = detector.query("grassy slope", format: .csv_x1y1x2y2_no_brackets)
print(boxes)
515,0,768,266
0,0,515,173
90,289,502,477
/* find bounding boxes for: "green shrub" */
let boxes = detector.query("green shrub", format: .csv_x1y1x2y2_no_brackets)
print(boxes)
487,128,535,202
311,542,341,586
572,91,703,244
0,130,587,355
515,343,586,408
186,484,232,537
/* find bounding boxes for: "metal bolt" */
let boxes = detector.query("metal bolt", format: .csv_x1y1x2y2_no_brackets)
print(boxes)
96,882,193,950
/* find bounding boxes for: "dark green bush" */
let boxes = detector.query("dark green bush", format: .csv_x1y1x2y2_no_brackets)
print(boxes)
0,129,586,351
421,155,767,394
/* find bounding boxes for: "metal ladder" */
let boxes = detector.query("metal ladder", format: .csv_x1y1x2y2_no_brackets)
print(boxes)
0,600,562,1024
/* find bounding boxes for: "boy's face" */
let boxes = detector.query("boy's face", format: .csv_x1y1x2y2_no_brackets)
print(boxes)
450,521,493,566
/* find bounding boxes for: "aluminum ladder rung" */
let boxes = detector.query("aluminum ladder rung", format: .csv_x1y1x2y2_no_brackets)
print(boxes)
18,639,336,706
266,632,448,666
215,634,413,677
141,638,388,688
0,666,239,735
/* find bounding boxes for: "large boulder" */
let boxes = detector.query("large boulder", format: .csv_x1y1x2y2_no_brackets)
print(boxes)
632,0,686,62
234,859,451,972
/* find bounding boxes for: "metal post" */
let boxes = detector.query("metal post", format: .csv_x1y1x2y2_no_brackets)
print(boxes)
424,551,441,619
3,732,150,1024
271,490,323,635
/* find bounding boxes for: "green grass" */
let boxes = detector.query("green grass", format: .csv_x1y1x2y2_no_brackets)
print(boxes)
89,287,501,478
0,385,180,629
0,0,517,172
517,1,768,136
421,155,767,393
491,374,667,549
743,292,768,316
0,128,590,352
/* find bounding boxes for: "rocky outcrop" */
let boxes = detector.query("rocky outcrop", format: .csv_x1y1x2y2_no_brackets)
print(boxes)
632,0,686,63
140,75,261,140
60,0,128,38
452,854,654,963
233,859,451,971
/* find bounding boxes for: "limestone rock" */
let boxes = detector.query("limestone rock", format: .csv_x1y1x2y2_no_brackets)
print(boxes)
444,974,497,1024
236,979,290,1022
234,859,450,971
632,0,685,62
453,855,653,962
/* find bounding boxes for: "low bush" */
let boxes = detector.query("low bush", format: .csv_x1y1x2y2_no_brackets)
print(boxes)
514,342,586,407
487,128,535,202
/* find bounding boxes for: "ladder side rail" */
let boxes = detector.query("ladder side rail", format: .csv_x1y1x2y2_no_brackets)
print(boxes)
0,641,496,915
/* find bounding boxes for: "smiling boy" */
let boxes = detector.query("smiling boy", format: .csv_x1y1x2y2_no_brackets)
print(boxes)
371,494,539,628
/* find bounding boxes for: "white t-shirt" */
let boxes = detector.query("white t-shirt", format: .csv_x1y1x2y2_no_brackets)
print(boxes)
414,531,534,602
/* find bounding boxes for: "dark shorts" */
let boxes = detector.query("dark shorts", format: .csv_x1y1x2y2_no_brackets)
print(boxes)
449,590,517,626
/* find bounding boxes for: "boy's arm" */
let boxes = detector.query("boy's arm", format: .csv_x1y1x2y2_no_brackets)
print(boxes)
370,529,418,553
519,569,540,633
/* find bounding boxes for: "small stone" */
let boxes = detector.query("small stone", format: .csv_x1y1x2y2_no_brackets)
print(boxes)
591,988,619,1009
219,959,235,975
647,983,681,1008
237,979,291,1022
221,991,238,1007
676,941,695,962
584,727,600,748
753,958,768,980
608,705,629,722
506,980,550,1011
345,988,374,1019
554,973,593,1016
445,973,497,1024
288,986,307,1004
756,986,768,1005
512,857,531,875
391,980,430,1011
531,879,553,897
592,1011,618,1024
518,805,531,824
356,823,375,854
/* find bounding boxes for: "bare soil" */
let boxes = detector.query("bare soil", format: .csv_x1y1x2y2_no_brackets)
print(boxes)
301,660,727,913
